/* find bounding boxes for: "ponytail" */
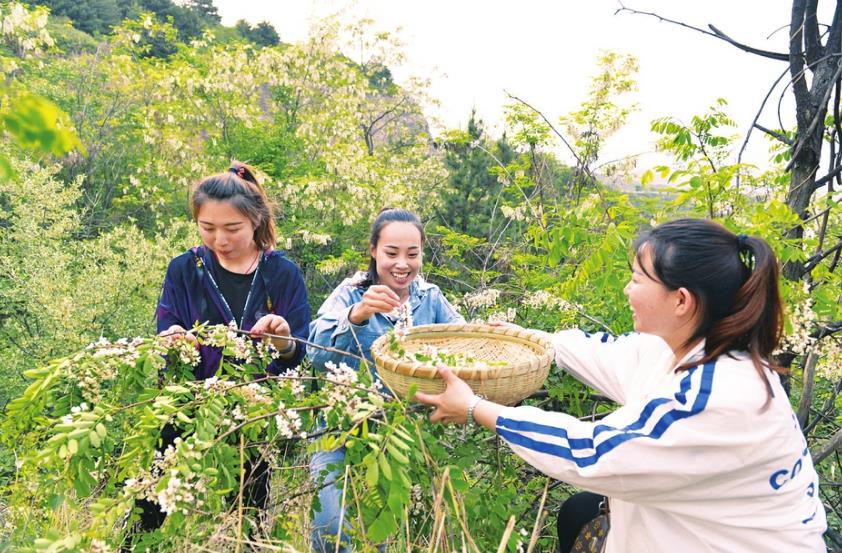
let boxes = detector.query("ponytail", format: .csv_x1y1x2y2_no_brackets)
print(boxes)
700,235,785,398
191,160,277,250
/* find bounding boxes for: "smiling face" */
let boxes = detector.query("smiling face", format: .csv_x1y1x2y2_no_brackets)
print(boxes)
196,199,258,270
370,221,423,300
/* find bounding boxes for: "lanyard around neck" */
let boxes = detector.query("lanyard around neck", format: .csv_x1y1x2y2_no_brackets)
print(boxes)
203,252,262,329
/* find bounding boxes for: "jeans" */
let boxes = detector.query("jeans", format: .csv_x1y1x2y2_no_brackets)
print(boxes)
310,446,351,553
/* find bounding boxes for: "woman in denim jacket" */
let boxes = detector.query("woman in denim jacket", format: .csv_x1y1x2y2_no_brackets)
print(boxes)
308,208,464,552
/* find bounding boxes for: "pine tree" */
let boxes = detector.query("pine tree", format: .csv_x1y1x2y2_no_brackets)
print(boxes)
30,0,121,34
189,0,220,24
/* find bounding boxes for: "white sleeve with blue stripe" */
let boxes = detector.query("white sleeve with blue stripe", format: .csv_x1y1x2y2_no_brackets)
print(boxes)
549,330,658,404
496,361,721,501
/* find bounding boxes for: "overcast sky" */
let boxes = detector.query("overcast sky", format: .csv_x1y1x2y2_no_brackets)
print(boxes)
214,0,806,170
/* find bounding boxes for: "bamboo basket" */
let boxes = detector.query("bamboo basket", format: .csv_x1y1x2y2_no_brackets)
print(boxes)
370,323,553,406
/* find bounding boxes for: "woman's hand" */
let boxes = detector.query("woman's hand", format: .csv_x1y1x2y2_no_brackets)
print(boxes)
348,284,402,324
158,324,198,347
251,314,294,354
414,366,478,425
487,320,524,331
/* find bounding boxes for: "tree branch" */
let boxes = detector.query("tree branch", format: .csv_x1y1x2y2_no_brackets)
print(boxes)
811,162,842,191
503,90,584,168
803,238,842,272
812,426,842,464
708,25,791,61
785,56,842,172
803,0,822,65
737,66,791,186
753,123,793,145
614,3,789,61
796,350,818,427
815,320,842,340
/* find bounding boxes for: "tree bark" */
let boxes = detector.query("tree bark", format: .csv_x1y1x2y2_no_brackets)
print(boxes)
783,0,842,280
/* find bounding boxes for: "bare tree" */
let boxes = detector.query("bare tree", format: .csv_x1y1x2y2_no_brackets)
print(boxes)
617,3,842,545
617,1,842,280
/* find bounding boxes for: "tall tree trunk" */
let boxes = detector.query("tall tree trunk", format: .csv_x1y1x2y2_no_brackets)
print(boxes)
783,0,842,279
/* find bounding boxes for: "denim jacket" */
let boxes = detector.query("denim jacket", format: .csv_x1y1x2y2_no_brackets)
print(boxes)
308,272,464,378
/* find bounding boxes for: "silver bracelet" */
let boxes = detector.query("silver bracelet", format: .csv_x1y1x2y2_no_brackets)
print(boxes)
466,395,484,427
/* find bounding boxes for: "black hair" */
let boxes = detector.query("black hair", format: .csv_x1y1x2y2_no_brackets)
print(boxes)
633,218,784,398
190,160,276,250
356,208,425,288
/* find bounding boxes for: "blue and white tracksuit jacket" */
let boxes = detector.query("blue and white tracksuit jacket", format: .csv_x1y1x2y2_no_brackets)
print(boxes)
496,331,827,552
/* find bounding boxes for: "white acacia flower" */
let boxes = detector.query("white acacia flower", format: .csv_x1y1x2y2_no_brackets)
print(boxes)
463,289,501,309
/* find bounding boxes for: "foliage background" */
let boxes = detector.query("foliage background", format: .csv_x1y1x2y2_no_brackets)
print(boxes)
0,1,839,551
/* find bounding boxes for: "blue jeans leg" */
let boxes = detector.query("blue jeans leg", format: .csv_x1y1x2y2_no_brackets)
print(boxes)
310,447,351,553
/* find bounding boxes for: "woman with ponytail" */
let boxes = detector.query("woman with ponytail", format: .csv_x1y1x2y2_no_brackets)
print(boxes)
416,218,826,552
135,162,310,535
156,161,310,378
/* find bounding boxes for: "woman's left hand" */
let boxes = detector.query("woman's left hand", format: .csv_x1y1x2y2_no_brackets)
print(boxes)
251,314,293,353
414,366,477,425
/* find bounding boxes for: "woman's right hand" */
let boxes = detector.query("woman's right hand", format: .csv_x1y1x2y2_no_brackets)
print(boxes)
158,324,198,347
487,320,524,331
349,285,401,324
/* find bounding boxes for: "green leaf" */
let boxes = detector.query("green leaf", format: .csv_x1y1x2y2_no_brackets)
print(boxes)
366,510,397,542
385,442,409,465
1,92,84,157
365,457,379,487
377,453,392,481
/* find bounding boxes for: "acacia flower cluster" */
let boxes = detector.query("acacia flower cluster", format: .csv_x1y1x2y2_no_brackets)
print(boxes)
316,256,347,276
236,382,272,405
817,339,842,381
500,204,528,221
298,229,332,246
322,360,382,417
463,288,501,310
522,290,577,313
169,336,201,367
201,376,235,392
779,284,817,356
279,367,307,397
124,437,206,516
275,401,304,439
77,336,148,402
390,302,413,336
408,484,425,516
486,307,518,323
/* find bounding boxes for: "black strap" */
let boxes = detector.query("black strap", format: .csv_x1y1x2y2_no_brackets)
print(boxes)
191,247,211,325
260,253,274,314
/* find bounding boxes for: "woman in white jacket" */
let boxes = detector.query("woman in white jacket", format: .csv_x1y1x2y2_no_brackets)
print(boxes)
416,218,827,552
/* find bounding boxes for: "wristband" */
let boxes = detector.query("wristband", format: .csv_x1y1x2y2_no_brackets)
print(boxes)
466,395,484,427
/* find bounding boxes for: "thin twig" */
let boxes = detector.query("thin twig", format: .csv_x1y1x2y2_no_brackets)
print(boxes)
614,3,788,61
429,467,451,553
236,434,245,553
230,328,364,362
495,515,517,553
813,427,842,464
445,473,482,553
526,477,551,553
335,464,350,553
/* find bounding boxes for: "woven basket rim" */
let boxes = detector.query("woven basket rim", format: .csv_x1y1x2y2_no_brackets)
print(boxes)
370,323,553,380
